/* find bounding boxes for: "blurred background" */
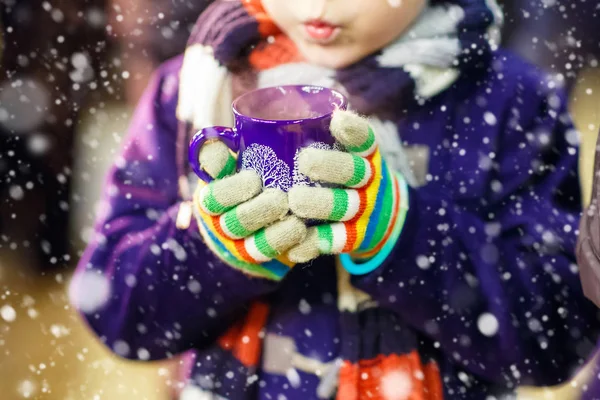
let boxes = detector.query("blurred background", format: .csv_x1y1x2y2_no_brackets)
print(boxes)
0,0,600,399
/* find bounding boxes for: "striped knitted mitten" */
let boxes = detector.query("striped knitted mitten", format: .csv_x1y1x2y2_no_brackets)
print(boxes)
287,110,409,274
193,141,306,280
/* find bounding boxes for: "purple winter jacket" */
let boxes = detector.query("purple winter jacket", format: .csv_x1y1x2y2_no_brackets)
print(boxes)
72,50,600,399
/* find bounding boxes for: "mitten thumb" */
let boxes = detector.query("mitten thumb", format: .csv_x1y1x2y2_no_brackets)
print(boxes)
198,140,237,180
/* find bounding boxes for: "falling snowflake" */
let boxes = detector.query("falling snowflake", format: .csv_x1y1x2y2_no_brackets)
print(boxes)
50,324,70,338
298,299,312,315
381,370,413,399
137,348,151,360
9,185,24,201
68,271,111,313
483,112,497,126
179,384,214,400
17,380,36,398
565,129,580,146
28,133,51,155
0,77,49,133
241,144,291,191
1,305,16,322
187,280,202,294
477,313,499,337
416,255,431,270
113,340,130,357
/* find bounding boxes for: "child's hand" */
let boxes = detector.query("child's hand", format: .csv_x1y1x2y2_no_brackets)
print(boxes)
193,141,306,280
287,110,408,268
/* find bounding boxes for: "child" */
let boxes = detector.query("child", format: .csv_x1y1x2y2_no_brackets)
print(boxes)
71,0,600,398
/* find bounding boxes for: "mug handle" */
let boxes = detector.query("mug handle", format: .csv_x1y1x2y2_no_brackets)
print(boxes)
189,126,240,182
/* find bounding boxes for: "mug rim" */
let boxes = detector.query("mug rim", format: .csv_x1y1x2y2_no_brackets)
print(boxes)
232,85,348,124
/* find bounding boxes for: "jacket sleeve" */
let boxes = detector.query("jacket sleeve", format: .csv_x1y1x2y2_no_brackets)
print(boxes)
352,84,598,386
70,60,277,361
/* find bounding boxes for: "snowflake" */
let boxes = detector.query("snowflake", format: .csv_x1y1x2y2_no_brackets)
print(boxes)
483,112,497,126
137,348,150,360
298,299,311,314
113,340,130,357
179,384,214,400
17,380,36,398
477,313,499,337
68,271,111,313
381,370,413,399
1,305,16,322
241,144,291,191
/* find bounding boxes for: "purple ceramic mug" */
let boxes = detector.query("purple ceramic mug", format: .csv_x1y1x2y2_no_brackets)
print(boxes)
189,85,347,191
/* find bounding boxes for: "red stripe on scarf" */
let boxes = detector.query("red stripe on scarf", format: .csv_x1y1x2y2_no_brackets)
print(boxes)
337,352,443,400
423,362,444,399
241,0,280,37
248,35,304,71
217,323,242,351
218,302,269,367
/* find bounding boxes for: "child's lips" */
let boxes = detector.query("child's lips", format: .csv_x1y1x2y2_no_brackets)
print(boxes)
303,20,341,44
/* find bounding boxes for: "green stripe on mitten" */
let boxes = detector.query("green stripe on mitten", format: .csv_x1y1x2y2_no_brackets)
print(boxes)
287,110,409,274
199,140,237,180
193,140,306,280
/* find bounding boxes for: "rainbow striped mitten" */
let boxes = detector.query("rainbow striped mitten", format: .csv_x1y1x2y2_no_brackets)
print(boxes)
287,110,409,275
193,141,306,281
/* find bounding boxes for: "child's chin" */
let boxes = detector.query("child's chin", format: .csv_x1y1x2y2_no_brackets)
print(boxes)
301,46,364,70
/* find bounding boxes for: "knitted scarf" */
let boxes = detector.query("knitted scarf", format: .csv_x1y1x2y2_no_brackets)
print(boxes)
174,1,502,398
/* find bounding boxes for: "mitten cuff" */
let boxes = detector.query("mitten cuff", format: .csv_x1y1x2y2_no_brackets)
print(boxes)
340,173,409,275
193,185,294,281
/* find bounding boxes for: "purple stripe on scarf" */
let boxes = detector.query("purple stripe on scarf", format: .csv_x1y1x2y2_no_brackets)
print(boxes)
186,0,261,66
